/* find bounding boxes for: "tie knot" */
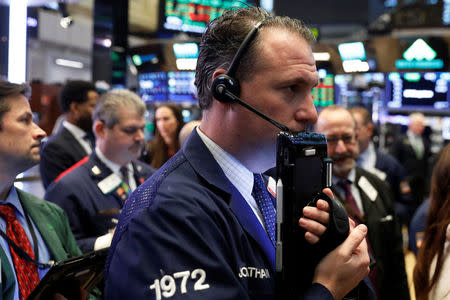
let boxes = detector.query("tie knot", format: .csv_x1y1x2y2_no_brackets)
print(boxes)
337,179,352,191
83,132,96,148
120,166,129,183
0,205,17,222
253,173,265,192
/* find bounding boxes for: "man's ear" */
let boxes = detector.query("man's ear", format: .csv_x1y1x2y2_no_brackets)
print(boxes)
367,123,374,136
70,102,81,118
93,120,106,139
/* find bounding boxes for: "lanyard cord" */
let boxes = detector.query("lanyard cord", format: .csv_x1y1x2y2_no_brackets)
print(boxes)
0,212,53,269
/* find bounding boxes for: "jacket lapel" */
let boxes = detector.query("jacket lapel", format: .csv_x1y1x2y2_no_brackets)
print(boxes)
131,162,146,186
184,130,275,269
229,185,276,270
17,189,68,260
354,168,385,214
61,127,89,157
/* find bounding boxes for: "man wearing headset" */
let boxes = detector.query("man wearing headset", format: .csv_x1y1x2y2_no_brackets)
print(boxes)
106,7,372,299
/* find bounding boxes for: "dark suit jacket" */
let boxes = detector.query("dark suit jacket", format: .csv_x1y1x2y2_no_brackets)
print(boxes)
408,199,430,255
0,189,81,300
45,153,154,253
333,167,410,300
390,134,430,176
374,149,415,224
105,130,375,300
40,127,90,189
390,134,431,205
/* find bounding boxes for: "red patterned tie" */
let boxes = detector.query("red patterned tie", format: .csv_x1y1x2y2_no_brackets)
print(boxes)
337,180,363,220
252,174,276,247
0,205,40,299
337,180,379,296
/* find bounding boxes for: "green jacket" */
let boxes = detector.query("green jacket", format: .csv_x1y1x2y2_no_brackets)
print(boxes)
0,188,81,300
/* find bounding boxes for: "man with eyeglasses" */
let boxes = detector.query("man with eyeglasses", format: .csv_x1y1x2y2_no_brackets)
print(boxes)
45,89,155,253
316,105,410,300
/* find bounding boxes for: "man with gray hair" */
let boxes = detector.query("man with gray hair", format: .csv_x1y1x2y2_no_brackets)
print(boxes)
391,112,431,207
45,89,154,253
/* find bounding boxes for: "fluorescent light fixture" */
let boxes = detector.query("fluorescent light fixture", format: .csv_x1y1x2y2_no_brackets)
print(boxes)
342,59,370,73
176,58,197,70
173,43,199,59
60,16,73,29
55,58,84,69
403,89,434,99
58,2,73,29
338,42,366,61
260,0,274,12
313,52,331,61
8,0,28,84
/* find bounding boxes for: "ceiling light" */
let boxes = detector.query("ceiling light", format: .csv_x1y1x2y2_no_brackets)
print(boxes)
58,1,73,29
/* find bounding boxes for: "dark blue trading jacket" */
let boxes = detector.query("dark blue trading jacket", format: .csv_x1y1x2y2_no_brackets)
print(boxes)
105,129,374,299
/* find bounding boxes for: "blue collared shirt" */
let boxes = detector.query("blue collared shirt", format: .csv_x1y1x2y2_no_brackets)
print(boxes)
0,187,51,300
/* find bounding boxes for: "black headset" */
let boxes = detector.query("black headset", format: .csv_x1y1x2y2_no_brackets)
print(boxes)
211,20,264,103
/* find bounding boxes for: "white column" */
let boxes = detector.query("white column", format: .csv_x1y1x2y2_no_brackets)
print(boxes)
8,0,28,83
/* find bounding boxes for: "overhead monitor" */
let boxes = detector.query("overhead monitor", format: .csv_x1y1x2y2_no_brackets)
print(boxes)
334,73,385,108
312,73,334,107
173,43,198,70
161,0,259,34
167,71,197,103
138,72,168,103
385,72,450,114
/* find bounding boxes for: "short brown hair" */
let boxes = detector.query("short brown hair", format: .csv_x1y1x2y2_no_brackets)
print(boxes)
0,80,30,130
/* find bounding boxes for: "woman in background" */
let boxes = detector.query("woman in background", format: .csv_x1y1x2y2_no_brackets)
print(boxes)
413,143,450,300
145,103,184,169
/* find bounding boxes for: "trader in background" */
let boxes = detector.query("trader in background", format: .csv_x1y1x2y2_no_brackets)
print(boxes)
390,112,431,208
350,107,414,226
0,80,81,299
40,80,99,188
45,89,154,253
316,105,410,300
105,7,372,300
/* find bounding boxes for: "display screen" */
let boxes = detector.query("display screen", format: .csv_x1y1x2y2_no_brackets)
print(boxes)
161,0,259,34
385,72,450,112
334,73,385,108
139,72,168,103
167,71,197,103
442,117,450,140
312,74,334,107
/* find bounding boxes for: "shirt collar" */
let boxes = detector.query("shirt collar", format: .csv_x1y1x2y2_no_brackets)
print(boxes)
95,147,132,175
196,127,254,199
63,120,88,139
0,186,25,219
358,142,376,170
332,167,356,186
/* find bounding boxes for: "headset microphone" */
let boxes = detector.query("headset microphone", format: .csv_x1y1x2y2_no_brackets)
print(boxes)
219,87,290,132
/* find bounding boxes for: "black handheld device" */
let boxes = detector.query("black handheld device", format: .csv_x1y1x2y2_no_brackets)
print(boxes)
275,131,349,298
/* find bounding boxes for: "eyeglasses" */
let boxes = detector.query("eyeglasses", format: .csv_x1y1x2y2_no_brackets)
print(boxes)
326,134,357,146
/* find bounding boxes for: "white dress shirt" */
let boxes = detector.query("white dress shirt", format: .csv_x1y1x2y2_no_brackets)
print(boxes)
63,121,93,155
196,127,266,227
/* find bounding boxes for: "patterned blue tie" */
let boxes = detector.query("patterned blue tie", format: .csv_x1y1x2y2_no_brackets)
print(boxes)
252,173,276,247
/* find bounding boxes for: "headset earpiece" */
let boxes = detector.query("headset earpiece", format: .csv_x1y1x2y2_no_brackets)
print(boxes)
211,74,241,103
210,20,263,104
